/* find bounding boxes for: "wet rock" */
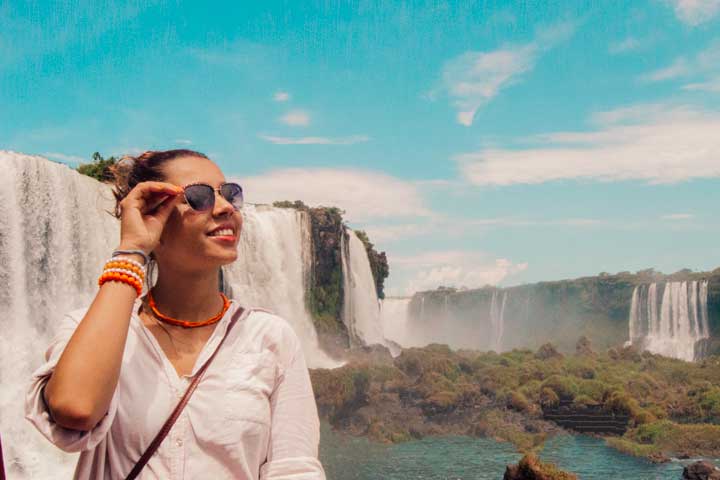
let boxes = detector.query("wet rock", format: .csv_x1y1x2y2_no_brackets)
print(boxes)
682,461,720,480
504,454,577,480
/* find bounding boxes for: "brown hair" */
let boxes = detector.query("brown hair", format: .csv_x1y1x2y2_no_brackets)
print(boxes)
109,149,209,218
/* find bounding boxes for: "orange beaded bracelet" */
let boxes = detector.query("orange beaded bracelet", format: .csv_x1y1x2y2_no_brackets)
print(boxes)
98,271,143,297
103,261,145,279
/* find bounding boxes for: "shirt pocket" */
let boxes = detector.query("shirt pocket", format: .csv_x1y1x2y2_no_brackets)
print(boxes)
222,351,276,425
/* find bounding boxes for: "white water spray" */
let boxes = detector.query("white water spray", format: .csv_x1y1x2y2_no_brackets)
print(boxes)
628,281,710,361
226,204,338,368
490,290,508,353
340,229,386,346
0,152,119,479
379,297,412,347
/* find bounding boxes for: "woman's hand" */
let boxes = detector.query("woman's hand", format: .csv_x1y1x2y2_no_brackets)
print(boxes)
117,181,184,254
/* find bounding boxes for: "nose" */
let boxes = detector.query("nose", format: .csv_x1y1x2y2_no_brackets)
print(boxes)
212,190,235,217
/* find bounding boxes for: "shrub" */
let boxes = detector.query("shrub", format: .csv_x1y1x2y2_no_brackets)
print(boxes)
536,343,564,361
542,375,578,400
540,387,560,409
507,391,531,412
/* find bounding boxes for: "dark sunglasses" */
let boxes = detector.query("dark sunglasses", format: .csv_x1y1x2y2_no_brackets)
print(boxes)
182,182,244,211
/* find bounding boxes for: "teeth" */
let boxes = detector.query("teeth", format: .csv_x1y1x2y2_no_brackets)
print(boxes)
210,228,233,237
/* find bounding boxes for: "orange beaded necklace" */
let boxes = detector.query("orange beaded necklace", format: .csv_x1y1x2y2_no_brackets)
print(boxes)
147,291,230,328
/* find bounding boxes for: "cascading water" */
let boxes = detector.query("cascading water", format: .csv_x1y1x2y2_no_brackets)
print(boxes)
340,229,386,347
489,290,508,353
628,281,710,361
379,297,411,347
225,204,337,368
0,152,335,478
1,151,120,478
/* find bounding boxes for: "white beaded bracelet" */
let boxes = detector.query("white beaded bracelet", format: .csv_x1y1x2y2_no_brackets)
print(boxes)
105,257,146,273
103,267,144,285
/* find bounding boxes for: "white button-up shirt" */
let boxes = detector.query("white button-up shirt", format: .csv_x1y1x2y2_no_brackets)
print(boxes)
25,300,326,480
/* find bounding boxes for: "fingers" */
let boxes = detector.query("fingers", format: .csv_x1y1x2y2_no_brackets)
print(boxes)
152,193,184,224
120,182,183,213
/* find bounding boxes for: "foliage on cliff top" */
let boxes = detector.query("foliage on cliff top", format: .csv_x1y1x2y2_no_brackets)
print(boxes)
311,342,720,458
76,152,117,182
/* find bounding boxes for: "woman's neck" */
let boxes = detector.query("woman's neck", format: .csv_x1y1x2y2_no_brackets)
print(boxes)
148,264,225,323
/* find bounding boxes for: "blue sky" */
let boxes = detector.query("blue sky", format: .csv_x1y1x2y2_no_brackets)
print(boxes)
2,1,720,295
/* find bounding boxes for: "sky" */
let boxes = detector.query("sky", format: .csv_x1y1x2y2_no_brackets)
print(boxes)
2,0,720,296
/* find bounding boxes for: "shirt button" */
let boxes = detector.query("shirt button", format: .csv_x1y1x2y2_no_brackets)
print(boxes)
176,438,183,447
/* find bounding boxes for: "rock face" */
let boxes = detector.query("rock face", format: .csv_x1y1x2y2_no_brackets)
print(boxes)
306,206,349,355
682,461,720,480
408,270,720,355
503,454,578,480
272,202,389,355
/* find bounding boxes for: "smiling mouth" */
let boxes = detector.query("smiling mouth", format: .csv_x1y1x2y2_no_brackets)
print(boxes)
208,228,235,237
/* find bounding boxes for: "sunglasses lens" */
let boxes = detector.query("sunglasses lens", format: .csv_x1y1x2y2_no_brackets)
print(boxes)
184,184,214,211
221,183,244,210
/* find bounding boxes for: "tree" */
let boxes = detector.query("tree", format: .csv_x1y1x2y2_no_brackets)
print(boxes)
76,152,117,182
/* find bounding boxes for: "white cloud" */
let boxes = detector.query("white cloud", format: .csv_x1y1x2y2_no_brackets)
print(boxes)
457,103,720,185
643,58,692,82
174,139,193,145
274,91,290,102
608,37,643,54
662,213,695,220
363,223,427,243
667,0,720,26
43,152,85,164
683,75,720,91
366,217,605,243
280,110,310,127
642,40,720,83
259,134,369,145
235,168,431,222
389,251,528,295
438,21,576,126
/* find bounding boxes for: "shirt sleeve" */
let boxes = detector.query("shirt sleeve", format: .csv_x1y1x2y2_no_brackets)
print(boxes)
260,322,326,480
24,308,119,453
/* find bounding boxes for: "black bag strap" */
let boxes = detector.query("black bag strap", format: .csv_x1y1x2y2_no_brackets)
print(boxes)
124,306,246,480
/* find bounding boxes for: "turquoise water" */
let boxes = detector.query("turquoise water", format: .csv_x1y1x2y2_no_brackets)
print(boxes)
319,423,703,479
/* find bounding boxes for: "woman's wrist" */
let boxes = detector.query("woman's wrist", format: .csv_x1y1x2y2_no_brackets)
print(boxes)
113,245,151,265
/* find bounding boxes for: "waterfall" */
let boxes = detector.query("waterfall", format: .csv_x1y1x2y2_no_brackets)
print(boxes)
379,297,411,347
340,229,386,346
0,152,119,478
629,286,639,341
226,204,337,368
628,280,710,361
489,290,508,353
380,297,410,353
0,152,334,478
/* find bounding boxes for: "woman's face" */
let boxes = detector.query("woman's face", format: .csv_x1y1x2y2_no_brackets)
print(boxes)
152,156,243,271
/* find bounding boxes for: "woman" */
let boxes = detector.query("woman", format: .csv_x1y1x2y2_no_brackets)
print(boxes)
25,149,326,479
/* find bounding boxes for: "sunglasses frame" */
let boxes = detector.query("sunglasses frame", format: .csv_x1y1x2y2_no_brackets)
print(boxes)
182,182,244,212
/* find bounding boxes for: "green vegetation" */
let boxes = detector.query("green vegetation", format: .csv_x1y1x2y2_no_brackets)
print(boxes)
272,202,391,350
272,200,310,210
76,152,117,182
354,230,389,299
310,339,720,460
272,201,349,350
412,269,720,354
